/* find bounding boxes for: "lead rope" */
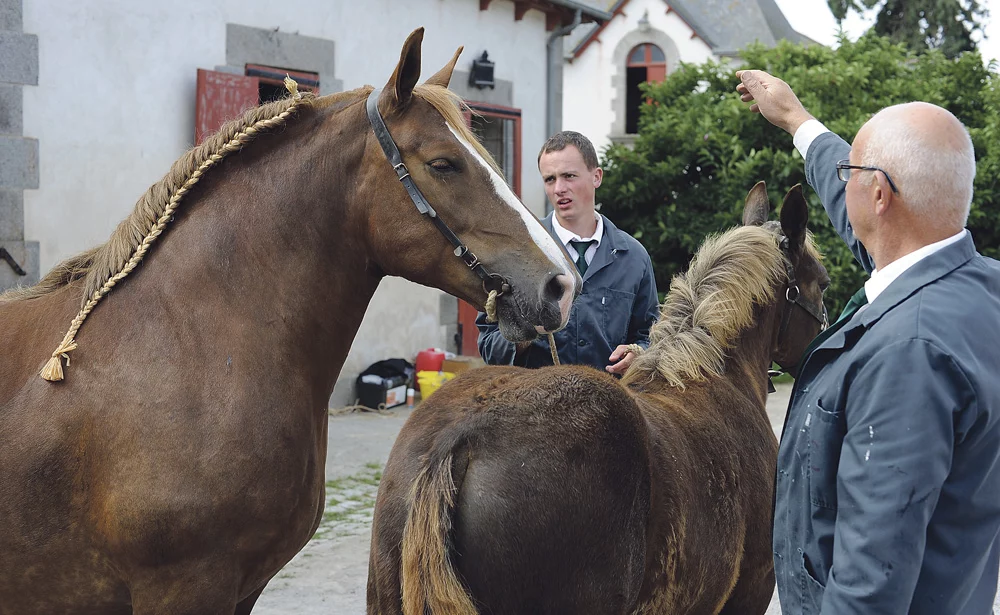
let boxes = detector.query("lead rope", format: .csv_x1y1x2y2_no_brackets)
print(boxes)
484,289,560,366
547,334,560,365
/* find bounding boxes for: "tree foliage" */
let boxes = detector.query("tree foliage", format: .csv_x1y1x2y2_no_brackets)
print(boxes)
828,0,987,58
599,35,1000,314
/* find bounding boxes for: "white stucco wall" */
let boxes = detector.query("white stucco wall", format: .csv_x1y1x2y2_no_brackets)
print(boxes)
21,0,552,406
562,0,715,155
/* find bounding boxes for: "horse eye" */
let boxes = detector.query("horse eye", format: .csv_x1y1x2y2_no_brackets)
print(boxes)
428,159,457,173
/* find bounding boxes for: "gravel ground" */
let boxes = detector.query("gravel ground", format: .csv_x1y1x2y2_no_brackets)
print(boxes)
252,382,999,614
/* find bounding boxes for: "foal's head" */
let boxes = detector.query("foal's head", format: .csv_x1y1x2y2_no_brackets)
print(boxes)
356,29,577,341
743,182,829,372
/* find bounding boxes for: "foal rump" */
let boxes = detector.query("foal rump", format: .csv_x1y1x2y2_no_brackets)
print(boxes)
374,366,652,615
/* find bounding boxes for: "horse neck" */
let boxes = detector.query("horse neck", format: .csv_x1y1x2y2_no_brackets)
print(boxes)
721,299,781,410
637,298,780,412
132,99,382,396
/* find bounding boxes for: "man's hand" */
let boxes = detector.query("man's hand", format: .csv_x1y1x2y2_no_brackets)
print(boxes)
606,345,638,375
735,70,814,136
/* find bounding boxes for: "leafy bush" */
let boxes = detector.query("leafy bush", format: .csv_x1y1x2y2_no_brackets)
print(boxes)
600,34,1000,314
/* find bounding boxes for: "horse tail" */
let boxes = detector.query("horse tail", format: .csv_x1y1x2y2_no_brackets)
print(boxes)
401,451,479,615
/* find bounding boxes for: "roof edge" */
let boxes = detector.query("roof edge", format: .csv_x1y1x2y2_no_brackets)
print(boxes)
544,0,614,21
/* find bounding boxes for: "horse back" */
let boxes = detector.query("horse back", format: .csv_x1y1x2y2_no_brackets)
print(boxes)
370,365,652,615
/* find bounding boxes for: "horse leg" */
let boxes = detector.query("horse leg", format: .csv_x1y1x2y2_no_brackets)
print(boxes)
717,561,775,615
128,566,240,615
234,585,267,615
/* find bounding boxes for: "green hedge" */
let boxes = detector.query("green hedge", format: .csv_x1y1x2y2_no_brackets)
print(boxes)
600,34,1000,314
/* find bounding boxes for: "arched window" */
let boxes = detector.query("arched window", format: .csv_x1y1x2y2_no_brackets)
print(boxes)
625,43,666,134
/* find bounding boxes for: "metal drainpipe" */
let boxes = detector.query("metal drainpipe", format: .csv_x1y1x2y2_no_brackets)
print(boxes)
546,8,581,140
544,9,582,214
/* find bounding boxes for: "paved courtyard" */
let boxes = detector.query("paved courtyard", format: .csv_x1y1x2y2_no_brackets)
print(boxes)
253,381,998,614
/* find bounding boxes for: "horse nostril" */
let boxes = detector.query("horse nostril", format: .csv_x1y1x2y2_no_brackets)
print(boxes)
542,274,569,304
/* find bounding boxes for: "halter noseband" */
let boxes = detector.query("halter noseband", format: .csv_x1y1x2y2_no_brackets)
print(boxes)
366,89,510,297
769,236,828,387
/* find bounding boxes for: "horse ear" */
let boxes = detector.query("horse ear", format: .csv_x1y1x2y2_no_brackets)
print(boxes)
743,181,769,226
425,46,463,88
384,27,424,110
780,184,809,250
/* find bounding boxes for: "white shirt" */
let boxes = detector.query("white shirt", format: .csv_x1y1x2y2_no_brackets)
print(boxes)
792,119,968,309
863,230,967,305
552,212,604,267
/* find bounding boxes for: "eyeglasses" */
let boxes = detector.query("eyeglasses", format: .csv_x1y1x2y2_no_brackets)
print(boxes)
836,160,899,194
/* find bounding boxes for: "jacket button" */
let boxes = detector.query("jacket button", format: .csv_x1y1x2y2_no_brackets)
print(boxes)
578,340,586,346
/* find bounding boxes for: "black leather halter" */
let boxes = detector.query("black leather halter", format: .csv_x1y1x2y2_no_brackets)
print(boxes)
366,89,510,296
777,236,828,338
769,236,828,389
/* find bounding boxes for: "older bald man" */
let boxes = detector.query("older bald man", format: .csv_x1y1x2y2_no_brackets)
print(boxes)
737,70,1000,614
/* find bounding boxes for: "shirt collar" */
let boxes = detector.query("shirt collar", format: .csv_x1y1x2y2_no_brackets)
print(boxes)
552,212,603,247
865,229,967,304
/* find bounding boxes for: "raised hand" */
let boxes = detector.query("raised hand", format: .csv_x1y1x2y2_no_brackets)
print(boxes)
735,69,814,136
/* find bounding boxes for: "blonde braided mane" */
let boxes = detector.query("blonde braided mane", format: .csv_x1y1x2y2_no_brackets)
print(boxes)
34,78,315,382
622,226,787,389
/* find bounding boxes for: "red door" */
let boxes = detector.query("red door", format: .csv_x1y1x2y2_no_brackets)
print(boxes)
194,69,259,145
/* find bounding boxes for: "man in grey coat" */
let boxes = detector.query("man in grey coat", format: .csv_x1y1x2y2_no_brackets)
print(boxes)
476,131,659,373
737,70,1000,613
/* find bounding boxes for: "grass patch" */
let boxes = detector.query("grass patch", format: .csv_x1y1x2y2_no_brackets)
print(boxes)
312,463,384,540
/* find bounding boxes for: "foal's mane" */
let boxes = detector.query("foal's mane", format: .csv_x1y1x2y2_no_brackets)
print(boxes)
623,226,789,388
1,81,495,306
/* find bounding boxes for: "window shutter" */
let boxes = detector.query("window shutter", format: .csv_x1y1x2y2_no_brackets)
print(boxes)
195,69,260,145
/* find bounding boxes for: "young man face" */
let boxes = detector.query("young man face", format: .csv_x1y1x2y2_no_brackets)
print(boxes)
539,145,603,230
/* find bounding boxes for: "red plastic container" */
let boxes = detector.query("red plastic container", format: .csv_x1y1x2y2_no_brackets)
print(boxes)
415,348,446,392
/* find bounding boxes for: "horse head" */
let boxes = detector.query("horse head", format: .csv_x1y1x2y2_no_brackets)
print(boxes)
358,28,578,342
743,181,829,373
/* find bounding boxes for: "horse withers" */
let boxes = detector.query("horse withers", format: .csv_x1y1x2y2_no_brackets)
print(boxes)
0,29,577,615
369,183,829,615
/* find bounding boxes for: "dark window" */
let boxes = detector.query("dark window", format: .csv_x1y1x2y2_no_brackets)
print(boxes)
245,64,320,104
625,44,667,134
466,103,522,197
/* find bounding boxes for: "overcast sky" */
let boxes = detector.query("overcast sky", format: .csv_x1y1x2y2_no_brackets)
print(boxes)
772,0,1000,66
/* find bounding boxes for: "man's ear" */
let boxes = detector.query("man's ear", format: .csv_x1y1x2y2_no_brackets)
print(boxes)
593,167,603,189
873,174,893,216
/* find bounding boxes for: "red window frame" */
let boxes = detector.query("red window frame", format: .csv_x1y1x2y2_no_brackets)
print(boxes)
627,44,667,83
457,101,523,357
194,65,320,145
465,102,522,197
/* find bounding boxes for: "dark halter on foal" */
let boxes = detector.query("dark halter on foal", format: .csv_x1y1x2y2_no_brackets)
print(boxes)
366,89,511,298
769,236,828,389
777,236,828,337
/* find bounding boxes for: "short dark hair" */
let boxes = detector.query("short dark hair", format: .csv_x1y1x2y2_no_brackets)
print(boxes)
538,131,600,170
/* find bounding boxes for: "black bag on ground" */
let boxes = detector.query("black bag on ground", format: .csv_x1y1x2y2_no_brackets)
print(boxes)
355,358,414,409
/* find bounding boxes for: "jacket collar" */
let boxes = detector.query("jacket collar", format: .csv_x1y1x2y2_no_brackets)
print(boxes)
543,213,628,281
818,232,977,352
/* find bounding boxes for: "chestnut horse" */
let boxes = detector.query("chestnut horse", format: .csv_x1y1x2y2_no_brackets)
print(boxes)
0,29,577,614
369,183,829,615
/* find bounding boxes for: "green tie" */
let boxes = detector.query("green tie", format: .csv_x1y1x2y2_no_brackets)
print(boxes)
801,286,868,360
570,240,595,276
